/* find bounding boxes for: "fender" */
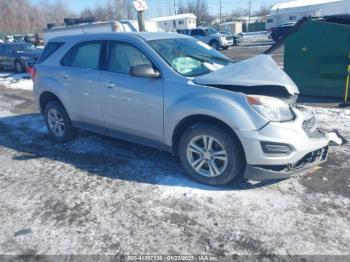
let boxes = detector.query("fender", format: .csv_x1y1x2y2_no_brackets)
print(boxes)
36,76,75,120
164,91,269,146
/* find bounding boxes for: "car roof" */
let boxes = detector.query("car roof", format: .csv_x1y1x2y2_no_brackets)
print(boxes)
50,32,190,43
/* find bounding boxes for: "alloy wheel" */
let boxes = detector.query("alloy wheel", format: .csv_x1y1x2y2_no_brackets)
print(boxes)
187,135,228,177
15,62,22,73
47,108,65,137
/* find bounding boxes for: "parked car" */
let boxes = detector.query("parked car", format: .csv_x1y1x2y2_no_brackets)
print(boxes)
13,35,25,42
33,33,342,185
5,35,14,43
269,22,296,42
0,43,42,72
177,27,233,49
220,31,241,46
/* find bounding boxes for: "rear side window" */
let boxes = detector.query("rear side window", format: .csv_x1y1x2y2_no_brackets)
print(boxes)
61,41,103,70
38,42,64,63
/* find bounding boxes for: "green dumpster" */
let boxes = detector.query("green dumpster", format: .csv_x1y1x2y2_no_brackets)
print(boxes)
284,17,350,98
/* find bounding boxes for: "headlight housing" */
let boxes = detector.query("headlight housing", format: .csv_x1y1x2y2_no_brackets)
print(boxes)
247,95,294,122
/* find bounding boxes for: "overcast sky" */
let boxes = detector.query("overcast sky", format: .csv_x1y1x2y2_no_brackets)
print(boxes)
31,0,291,17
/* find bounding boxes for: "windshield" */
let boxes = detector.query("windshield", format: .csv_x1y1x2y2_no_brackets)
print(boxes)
13,44,36,52
148,38,233,77
205,28,218,35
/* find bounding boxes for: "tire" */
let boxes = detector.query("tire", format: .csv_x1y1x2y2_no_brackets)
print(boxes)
44,101,78,142
15,60,25,73
209,40,219,50
179,123,245,185
222,46,229,50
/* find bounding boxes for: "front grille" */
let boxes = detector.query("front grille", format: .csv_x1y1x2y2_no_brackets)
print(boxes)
302,116,325,138
226,36,233,40
256,147,328,173
293,147,328,170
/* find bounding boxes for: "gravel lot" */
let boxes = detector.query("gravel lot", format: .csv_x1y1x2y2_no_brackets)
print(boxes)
0,42,349,256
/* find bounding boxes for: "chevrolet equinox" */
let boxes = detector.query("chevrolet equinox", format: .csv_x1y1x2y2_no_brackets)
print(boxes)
33,33,341,185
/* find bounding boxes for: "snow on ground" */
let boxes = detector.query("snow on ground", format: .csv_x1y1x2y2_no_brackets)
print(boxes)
0,71,33,90
0,86,349,256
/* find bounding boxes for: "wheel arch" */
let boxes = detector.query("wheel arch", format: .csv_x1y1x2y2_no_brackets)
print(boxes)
39,91,64,113
171,114,246,162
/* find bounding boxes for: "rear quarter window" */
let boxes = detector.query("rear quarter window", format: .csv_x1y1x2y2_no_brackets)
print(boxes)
60,41,103,70
38,42,64,63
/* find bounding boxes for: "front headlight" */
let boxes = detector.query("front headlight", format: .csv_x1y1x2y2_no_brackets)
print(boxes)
247,95,294,122
20,56,31,60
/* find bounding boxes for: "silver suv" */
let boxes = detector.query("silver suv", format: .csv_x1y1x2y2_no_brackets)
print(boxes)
33,33,341,185
178,27,233,49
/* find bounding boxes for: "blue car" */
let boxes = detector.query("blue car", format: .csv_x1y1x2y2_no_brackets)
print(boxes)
0,43,42,73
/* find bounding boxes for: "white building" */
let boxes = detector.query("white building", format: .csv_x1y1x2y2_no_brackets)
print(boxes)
219,22,243,35
266,0,350,29
151,13,197,32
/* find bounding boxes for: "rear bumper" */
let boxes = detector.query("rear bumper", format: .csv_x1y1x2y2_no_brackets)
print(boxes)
244,146,329,181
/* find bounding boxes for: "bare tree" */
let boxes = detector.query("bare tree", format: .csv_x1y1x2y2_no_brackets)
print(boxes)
253,5,271,17
177,0,212,25
0,0,135,35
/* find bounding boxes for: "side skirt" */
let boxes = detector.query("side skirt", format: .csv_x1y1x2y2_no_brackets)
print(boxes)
72,121,172,153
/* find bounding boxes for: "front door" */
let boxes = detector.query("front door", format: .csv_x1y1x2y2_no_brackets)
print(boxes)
99,41,164,143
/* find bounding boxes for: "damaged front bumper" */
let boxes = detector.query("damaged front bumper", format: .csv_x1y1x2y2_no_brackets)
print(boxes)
244,146,329,181
238,109,346,181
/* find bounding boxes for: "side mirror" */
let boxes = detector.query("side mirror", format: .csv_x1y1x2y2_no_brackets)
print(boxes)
130,64,160,79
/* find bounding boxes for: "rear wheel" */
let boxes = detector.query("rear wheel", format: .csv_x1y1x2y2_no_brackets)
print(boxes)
44,101,78,142
179,123,245,185
15,61,25,73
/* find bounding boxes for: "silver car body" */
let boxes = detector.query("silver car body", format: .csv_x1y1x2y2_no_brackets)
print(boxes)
33,32,338,181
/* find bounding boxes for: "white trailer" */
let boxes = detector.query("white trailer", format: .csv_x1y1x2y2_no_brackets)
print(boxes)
43,20,161,43
219,21,243,35
266,0,350,29
151,13,197,32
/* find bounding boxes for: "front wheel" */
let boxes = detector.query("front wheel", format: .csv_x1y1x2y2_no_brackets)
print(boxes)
44,101,78,142
222,46,229,50
209,40,219,50
179,123,245,185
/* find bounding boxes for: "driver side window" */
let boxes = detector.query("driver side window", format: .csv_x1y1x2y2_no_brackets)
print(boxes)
108,42,152,74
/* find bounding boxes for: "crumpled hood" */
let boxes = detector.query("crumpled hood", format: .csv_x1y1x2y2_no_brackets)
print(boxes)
194,54,299,95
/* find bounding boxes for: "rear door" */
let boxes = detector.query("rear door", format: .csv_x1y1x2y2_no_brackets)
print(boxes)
59,40,105,124
0,45,5,67
99,41,164,142
3,45,14,67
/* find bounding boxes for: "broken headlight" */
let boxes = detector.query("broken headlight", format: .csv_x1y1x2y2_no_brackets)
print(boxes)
247,95,294,122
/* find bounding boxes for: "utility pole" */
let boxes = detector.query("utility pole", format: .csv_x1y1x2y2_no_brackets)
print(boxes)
174,0,176,15
219,0,222,24
134,0,147,32
137,11,145,32
248,0,251,33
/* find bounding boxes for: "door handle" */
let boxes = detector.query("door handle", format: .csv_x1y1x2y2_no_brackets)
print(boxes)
105,80,117,88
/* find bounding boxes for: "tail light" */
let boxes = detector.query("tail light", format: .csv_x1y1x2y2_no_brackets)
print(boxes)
27,66,37,80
